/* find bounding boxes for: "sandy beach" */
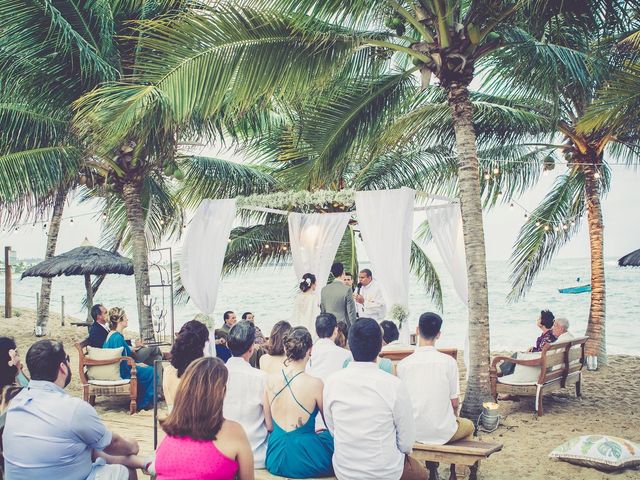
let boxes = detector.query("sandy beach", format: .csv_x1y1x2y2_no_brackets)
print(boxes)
2,308,639,479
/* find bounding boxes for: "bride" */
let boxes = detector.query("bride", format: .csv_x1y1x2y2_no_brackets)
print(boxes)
291,273,320,339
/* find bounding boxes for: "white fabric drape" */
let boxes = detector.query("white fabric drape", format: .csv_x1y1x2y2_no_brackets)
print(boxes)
181,199,237,356
288,212,351,290
355,187,415,342
425,203,470,368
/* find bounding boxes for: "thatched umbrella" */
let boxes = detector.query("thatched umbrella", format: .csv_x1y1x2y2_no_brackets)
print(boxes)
618,248,640,267
22,238,134,321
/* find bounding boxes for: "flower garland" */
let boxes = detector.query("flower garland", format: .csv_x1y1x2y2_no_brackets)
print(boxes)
237,189,356,211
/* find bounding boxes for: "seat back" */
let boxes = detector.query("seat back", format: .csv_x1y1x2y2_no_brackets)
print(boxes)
538,336,588,386
379,348,458,362
75,339,91,385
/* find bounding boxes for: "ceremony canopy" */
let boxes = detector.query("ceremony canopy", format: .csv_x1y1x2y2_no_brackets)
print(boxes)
180,188,470,361
22,238,134,320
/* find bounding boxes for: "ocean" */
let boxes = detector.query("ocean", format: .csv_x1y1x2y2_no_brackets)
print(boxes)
2,258,638,355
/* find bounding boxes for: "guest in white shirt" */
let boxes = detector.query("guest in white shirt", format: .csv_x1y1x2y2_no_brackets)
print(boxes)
354,269,386,321
380,320,408,352
323,318,426,480
306,313,353,382
397,312,474,449
223,321,272,468
552,317,575,343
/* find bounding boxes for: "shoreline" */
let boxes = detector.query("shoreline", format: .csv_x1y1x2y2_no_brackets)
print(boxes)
2,308,639,478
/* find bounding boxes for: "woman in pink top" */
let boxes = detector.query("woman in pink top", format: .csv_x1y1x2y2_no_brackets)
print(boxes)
155,357,254,480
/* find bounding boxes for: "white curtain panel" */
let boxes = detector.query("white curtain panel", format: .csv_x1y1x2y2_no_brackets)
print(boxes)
180,198,237,356
288,212,351,290
355,187,415,341
425,203,470,369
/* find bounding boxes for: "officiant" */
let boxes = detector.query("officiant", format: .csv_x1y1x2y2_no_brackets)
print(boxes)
354,269,386,321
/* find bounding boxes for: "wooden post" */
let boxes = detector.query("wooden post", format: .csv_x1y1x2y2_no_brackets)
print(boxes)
84,274,94,323
4,246,11,318
61,295,65,326
36,292,40,313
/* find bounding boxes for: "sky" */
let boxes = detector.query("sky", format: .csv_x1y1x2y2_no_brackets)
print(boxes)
1,162,639,262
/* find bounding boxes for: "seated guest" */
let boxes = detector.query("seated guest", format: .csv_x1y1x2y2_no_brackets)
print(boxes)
215,329,233,362
306,314,352,382
529,310,556,352
164,319,209,411
397,312,474,446
155,357,254,480
552,317,574,342
223,321,270,469
334,321,348,348
88,304,110,348
220,311,237,336
259,321,291,376
3,339,148,479
342,318,393,374
103,307,156,409
1,337,28,476
242,312,266,345
380,320,406,351
324,319,425,480
264,327,334,478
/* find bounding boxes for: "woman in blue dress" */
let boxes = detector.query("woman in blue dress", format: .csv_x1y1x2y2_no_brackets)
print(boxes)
103,307,155,410
264,327,334,478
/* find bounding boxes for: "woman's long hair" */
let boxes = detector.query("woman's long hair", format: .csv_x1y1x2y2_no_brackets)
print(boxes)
267,321,292,356
160,357,228,440
170,320,209,377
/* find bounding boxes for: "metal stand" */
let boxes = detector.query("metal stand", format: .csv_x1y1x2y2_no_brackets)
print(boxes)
145,247,175,345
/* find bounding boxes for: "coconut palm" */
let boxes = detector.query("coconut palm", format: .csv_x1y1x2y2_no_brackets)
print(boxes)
0,0,276,337
485,17,640,367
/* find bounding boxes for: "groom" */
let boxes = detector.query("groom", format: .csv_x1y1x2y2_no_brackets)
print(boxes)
320,262,357,328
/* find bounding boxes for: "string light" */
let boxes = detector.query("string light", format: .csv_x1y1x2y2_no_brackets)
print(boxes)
493,167,500,175
594,172,601,179
159,218,165,225
69,218,74,225
544,225,550,231
535,220,541,226
509,203,514,209
484,173,491,180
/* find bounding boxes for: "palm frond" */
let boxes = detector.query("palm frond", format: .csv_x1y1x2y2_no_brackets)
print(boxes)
0,101,70,152
410,241,443,310
224,222,291,275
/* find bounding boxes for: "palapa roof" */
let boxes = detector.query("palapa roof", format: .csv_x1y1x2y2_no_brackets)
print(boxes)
22,239,134,278
618,248,640,267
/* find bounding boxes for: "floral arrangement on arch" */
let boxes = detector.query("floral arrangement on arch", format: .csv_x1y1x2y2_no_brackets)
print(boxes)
237,189,356,213
389,304,409,329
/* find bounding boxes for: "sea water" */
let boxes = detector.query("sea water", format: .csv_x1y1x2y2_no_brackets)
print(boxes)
3,258,638,355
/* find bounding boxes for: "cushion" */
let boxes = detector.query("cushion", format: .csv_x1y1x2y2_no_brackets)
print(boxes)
86,346,123,381
549,435,640,471
88,379,131,386
498,352,541,385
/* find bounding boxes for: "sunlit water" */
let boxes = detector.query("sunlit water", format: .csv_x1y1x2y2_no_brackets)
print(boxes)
3,258,638,355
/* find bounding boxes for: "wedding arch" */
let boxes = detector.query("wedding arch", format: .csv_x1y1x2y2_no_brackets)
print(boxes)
180,187,469,356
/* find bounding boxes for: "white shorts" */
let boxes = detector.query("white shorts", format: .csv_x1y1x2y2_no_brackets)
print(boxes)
87,457,129,480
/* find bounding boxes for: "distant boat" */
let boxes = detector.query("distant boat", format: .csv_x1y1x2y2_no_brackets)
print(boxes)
558,284,592,294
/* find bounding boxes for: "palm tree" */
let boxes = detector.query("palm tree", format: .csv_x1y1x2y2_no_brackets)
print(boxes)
1,0,275,338
485,14,639,368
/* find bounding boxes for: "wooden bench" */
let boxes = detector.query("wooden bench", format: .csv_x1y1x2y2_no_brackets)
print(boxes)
379,347,458,362
411,440,503,480
489,336,588,416
75,339,138,414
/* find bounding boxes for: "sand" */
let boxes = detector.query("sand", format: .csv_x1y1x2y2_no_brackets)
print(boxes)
2,307,639,479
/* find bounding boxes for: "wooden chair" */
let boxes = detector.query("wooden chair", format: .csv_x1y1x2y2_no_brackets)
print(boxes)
411,440,503,480
75,339,138,414
489,336,587,416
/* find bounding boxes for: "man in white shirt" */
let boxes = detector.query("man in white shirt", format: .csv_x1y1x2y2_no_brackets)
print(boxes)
552,317,575,343
397,312,475,449
323,318,426,480
380,320,409,352
223,321,271,468
306,313,353,382
355,269,386,321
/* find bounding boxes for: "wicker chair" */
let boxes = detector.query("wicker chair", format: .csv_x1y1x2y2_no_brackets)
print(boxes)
75,339,138,414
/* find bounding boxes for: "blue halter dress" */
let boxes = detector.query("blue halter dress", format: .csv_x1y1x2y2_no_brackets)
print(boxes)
265,370,334,478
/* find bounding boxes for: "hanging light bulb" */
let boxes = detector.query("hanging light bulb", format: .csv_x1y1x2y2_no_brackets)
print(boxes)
509,203,514,209
43,223,47,229
484,172,491,180
535,220,541,227
497,191,503,197
544,225,550,231
264,244,270,249
159,218,165,226
70,218,74,225
14,226,19,231
493,167,500,175
524,213,529,219
282,245,288,251
571,220,576,226
594,171,601,179
562,224,568,230
554,226,560,232
102,212,107,220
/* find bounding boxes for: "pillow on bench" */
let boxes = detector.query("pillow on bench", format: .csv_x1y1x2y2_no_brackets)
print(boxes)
550,435,640,471
498,352,541,385
86,346,123,381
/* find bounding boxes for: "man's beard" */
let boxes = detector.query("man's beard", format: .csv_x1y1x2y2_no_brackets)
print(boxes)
64,365,72,387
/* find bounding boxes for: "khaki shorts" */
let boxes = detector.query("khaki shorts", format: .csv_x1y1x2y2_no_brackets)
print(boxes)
87,458,129,480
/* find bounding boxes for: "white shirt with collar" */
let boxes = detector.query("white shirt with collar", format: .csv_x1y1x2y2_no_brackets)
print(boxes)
396,345,459,445
356,280,387,321
306,338,353,382
223,356,268,468
555,331,575,343
323,362,415,480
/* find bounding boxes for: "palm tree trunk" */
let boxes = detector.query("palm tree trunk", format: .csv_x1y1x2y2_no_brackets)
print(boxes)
84,274,94,323
37,188,67,329
446,81,492,419
122,180,154,341
583,165,606,367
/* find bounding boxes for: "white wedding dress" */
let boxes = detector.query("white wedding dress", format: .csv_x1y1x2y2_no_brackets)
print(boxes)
291,290,320,339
